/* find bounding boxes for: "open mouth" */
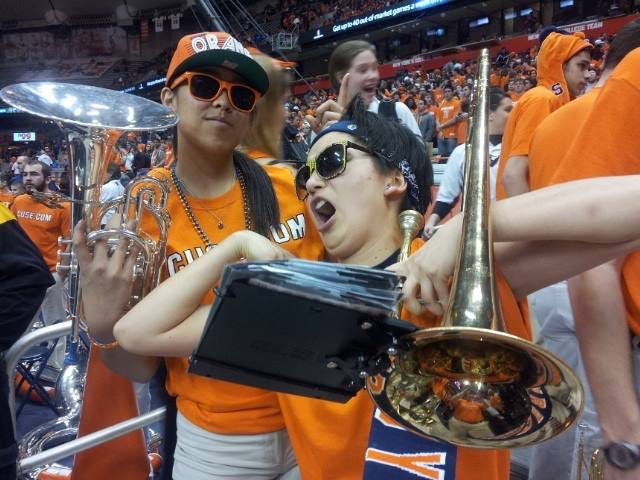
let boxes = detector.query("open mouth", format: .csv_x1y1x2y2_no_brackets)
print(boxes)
362,85,376,95
311,198,336,230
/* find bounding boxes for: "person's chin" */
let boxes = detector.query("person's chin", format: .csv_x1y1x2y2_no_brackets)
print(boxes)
361,92,375,105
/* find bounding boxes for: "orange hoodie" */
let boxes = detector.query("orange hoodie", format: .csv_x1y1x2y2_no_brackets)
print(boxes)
495,31,592,200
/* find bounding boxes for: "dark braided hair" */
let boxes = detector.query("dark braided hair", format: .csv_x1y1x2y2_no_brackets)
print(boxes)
232,150,280,237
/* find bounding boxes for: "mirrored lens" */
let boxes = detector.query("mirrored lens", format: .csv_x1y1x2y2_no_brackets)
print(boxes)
191,75,221,100
316,144,346,178
295,165,311,200
230,86,257,111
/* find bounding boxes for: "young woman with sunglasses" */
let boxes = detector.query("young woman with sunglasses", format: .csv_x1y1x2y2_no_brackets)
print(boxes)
75,32,323,480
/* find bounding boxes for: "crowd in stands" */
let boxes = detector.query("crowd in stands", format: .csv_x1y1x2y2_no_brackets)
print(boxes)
282,31,613,159
0,133,175,208
0,27,617,201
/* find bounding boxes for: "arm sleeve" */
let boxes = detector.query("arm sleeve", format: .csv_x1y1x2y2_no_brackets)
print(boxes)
435,144,465,205
0,205,55,350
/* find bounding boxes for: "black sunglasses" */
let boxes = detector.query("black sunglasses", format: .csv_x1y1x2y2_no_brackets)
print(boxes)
170,71,260,112
295,140,371,201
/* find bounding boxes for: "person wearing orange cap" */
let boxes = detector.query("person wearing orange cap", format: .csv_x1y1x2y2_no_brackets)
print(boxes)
496,28,592,199
75,31,323,479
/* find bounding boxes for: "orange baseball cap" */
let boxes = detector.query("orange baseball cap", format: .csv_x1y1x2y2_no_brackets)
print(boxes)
166,32,269,95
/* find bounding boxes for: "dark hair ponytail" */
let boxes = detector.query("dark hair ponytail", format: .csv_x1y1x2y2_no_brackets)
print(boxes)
233,151,280,237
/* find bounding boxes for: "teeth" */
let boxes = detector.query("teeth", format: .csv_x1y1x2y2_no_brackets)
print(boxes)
315,199,327,211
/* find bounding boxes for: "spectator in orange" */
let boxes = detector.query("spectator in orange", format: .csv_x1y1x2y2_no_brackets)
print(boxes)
496,28,592,199
508,77,526,102
11,159,70,367
456,98,470,145
524,19,640,480
435,83,461,157
0,174,12,206
546,45,640,480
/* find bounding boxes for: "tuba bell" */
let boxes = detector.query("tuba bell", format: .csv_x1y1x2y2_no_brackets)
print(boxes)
0,81,178,477
367,49,584,448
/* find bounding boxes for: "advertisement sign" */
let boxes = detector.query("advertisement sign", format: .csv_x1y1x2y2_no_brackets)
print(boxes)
299,0,456,44
13,132,36,142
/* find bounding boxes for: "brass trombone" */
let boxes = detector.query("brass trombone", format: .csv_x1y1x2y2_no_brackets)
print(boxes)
368,49,584,448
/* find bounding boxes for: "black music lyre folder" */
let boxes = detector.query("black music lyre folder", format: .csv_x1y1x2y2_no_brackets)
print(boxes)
188,260,416,402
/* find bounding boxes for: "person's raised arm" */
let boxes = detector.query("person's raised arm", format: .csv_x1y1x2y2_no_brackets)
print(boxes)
392,175,640,314
113,231,293,358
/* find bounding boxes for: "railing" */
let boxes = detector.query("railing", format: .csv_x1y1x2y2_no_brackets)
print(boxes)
6,322,166,474
18,408,166,473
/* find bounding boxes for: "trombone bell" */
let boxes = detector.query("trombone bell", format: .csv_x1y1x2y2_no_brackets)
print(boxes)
369,327,583,448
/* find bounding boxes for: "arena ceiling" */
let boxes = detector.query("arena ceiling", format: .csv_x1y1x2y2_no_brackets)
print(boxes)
0,0,260,24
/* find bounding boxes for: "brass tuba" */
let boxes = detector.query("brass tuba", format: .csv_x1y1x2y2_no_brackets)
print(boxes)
368,49,584,448
0,82,178,476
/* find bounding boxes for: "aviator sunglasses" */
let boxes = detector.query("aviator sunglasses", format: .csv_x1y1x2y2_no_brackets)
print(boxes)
170,71,261,112
295,140,371,200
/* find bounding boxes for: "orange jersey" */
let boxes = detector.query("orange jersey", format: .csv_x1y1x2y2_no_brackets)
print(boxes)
528,88,600,191
143,165,324,435
550,47,640,335
279,239,513,479
437,99,461,139
495,32,592,200
11,194,71,271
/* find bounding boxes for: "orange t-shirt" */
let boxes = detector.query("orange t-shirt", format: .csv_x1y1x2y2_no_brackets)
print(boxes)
494,87,558,199
550,47,640,335
143,165,324,435
11,194,71,271
437,99,461,139
457,117,469,144
528,88,600,191
0,191,13,207
279,240,514,480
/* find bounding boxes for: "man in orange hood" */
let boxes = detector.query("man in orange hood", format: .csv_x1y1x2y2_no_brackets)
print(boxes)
495,28,592,199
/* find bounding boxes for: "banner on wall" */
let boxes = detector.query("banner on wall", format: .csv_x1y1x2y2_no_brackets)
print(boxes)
299,0,456,45
140,19,150,43
128,34,141,56
1,27,127,65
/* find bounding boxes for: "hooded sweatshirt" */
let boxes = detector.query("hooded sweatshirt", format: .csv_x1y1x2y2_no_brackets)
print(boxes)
495,31,592,200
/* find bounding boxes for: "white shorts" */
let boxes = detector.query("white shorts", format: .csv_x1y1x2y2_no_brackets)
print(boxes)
173,411,299,480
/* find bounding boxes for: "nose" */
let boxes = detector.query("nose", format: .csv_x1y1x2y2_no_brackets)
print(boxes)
211,87,233,110
305,169,326,197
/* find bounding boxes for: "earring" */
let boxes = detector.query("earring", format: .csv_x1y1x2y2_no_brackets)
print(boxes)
384,184,392,190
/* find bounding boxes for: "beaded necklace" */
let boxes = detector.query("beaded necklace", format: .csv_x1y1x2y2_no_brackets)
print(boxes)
170,163,253,249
